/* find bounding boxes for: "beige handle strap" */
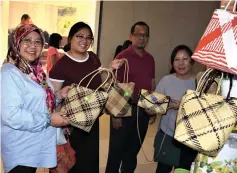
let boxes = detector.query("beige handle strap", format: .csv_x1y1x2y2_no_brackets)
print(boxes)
78,68,104,87
196,68,223,95
94,69,111,92
216,72,223,95
196,68,214,92
115,59,129,83
105,69,116,92
86,69,105,88
225,0,237,12
94,68,116,93
77,68,110,92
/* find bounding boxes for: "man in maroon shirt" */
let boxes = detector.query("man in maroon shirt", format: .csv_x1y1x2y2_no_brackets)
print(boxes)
106,21,156,173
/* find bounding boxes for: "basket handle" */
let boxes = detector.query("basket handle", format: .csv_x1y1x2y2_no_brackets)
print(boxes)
224,0,237,12
77,68,111,92
100,69,116,93
196,68,223,95
115,59,129,83
107,69,117,91
196,68,213,92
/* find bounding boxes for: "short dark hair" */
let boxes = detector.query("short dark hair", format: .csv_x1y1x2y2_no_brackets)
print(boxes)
21,14,30,21
68,22,94,44
170,45,194,74
49,33,62,49
130,21,150,35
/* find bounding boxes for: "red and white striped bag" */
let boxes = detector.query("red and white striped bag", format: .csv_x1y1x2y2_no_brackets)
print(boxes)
192,0,237,75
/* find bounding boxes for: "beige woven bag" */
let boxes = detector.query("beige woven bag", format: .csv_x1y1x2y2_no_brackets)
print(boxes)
105,59,135,117
174,69,237,156
61,68,112,132
137,89,170,115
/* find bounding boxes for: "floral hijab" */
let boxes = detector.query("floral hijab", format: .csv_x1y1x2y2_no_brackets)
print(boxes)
4,24,56,114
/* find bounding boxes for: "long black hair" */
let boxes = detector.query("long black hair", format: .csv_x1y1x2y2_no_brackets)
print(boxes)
170,45,194,74
68,22,94,45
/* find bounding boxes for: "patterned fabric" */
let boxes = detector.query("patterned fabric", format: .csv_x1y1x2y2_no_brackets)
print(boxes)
193,141,237,173
174,70,237,157
105,82,135,117
50,139,76,173
105,59,135,117
192,9,237,75
4,24,55,114
138,89,170,115
5,24,45,74
61,68,109,132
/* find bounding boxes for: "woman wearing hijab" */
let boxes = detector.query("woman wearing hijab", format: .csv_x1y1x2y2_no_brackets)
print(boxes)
1,24,70,173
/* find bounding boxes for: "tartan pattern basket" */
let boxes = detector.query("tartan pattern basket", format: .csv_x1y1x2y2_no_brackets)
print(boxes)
61,68,110,132
138,89,170,115
174,69,237,157
105,59,135,117
191,1,237,75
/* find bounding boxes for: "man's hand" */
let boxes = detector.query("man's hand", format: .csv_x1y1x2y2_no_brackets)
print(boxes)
110,59,124,70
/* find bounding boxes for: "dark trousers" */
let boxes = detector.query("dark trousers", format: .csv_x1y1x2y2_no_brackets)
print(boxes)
106,105,149,173
156,139,197,173
178,142,198,170
68,119,99,173
9,165,36,173
156,162,173,173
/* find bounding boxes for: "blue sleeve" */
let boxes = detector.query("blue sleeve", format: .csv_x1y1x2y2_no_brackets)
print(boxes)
155,76,167,95
1,67,50,132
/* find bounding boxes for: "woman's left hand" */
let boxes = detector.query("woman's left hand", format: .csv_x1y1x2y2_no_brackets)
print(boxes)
56,86,71,99
168,99,180,110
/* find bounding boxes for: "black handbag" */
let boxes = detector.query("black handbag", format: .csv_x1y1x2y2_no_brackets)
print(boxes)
154,130,181,167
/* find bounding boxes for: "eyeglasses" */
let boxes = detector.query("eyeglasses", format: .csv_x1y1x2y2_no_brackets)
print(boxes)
132,33,149,39
75,35,94,42
22,38,43,47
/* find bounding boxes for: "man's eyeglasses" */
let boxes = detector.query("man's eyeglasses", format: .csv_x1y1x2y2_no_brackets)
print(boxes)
22,38,43,47
132,33,149,39
76,35,94,42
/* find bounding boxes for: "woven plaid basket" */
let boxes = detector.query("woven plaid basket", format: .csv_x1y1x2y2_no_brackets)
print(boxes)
105,59,135,117
61,68,111,132
191,1,237,75
137,89,170,115
174,68,237,157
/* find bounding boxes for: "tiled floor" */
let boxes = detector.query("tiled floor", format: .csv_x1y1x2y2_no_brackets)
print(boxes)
1,115,162,173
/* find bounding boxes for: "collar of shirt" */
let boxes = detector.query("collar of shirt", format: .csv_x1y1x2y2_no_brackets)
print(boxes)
127,45,149,58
